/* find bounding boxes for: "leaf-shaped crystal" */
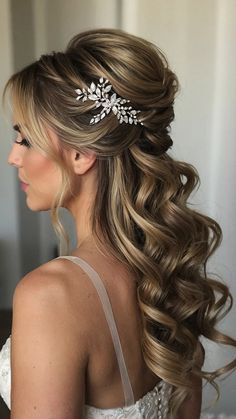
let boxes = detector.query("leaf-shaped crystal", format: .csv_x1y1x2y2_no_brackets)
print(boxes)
104,85,112,93
101,112,106,120
88,94,98,101
75,88,82,95
112,106,118,115
110,93,117,106
91,82,96,92
99,77,104,84
96,87,101,97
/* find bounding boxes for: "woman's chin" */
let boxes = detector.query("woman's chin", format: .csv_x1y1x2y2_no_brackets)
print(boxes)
25,197,51,212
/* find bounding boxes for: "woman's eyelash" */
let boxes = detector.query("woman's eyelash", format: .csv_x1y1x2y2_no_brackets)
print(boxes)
14,138,31,148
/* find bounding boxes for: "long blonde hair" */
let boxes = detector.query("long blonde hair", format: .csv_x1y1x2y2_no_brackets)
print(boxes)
3,28,236,417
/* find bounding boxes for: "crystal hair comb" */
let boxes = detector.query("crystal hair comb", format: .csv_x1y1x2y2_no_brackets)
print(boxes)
75,77,143,126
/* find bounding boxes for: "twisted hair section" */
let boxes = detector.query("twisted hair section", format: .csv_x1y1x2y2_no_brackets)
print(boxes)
3,28,236,417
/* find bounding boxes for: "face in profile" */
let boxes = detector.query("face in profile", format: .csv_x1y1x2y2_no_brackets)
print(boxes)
7,122,62,212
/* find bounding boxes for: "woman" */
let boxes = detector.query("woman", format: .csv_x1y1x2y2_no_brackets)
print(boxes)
0,28,235,418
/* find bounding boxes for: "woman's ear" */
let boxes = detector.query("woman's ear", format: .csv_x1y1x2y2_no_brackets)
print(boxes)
70,149,97,175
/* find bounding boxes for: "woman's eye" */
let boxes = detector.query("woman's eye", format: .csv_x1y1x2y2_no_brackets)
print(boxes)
14,138,31,148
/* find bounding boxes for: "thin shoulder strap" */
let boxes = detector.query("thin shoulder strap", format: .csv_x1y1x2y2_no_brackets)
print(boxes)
58,255,135,406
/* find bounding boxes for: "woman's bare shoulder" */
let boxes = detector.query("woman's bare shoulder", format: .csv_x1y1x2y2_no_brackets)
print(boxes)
12,256,96,336
14,256,91,299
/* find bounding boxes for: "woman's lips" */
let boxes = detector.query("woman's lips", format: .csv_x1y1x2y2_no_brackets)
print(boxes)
20,181,29,191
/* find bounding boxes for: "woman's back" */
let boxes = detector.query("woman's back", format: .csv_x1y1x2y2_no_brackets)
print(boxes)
55,250,167,407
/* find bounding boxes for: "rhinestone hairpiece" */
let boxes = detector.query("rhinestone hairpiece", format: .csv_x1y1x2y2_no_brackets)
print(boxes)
75,77,143,126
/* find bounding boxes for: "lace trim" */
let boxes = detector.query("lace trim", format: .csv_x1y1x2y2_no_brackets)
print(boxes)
85,380,172,418
0,337,11,408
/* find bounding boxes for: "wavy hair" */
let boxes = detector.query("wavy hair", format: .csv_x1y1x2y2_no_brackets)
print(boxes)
3,28,236,417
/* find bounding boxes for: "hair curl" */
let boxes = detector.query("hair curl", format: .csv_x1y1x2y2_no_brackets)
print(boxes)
3,28,236,417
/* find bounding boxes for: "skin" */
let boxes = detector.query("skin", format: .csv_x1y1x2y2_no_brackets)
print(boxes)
8,125,97,244
7,122,204,418
9,125,62,212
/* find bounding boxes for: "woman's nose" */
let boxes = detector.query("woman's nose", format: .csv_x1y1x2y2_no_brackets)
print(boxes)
7,144,23,168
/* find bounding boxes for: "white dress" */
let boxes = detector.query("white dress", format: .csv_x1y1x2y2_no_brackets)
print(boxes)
0,256,172,418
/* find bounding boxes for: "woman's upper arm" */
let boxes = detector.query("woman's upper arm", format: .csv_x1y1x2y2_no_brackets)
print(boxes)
177,341,205,419
10,267,88,419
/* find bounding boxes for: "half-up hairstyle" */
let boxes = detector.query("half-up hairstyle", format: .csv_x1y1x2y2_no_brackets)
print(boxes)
3,28,236,417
